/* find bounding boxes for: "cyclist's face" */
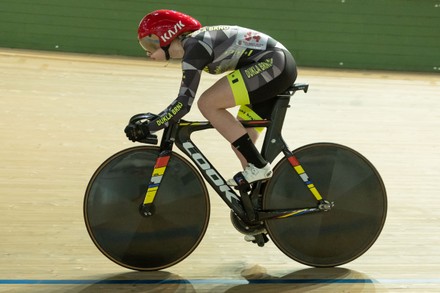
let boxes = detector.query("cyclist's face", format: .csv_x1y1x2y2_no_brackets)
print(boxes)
139,35,165,61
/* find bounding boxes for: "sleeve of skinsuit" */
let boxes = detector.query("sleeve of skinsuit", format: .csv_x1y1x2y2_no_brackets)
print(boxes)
147,37,213,132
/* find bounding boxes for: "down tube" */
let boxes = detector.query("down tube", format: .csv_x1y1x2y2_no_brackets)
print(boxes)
178,140,245,217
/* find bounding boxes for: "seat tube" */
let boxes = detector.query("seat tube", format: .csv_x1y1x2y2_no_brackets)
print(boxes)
261,96,291,162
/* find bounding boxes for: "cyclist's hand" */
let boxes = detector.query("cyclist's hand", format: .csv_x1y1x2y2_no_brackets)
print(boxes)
124,121,150,142
124,113,159,142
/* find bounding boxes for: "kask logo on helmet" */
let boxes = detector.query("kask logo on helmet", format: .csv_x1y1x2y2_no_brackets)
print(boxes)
160,21,185,43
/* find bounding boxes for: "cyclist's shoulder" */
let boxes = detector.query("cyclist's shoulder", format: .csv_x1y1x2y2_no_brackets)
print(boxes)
183,25,238,52
190,25,238,35
188,25,270,37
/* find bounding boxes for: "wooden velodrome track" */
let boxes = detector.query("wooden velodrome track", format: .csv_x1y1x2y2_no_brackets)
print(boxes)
0,48,439,292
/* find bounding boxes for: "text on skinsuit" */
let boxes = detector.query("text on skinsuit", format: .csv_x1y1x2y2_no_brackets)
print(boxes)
244,58,273,78
182,141,240,203
196,26,230,33
156,102,183,126
160,21,185,43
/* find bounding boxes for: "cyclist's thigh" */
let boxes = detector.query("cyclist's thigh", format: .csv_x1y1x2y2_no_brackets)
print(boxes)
230,49,297,119
245,49,297,103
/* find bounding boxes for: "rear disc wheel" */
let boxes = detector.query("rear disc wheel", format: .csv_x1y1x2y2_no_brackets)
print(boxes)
263,143,387,267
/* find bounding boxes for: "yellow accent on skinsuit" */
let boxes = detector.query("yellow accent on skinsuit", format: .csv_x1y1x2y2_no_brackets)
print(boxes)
238,105,264,133
227,70,250,105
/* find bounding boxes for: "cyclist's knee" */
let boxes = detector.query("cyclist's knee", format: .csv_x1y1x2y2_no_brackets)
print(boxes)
198,89,236,117
197,93,212,117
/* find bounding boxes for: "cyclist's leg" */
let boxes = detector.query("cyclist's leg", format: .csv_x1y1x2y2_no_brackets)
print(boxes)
198,49,296,141
198,77,271,187
197,77,247,143
232,49,298,167
235,105,265,168
197,49,296,183
197,77,268,173
198,75,270,175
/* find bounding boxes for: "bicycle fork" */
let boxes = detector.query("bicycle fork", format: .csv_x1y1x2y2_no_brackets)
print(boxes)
140,151,172,216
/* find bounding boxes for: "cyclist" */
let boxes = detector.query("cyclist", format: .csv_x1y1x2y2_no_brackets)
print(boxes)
125,9,297,186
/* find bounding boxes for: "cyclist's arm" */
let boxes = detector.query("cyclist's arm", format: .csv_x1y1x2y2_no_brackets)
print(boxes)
148,38,213,132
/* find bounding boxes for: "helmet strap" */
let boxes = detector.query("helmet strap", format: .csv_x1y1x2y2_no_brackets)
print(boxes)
161,45,171,60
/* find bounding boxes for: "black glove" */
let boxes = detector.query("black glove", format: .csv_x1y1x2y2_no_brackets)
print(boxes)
124,113,159,143
124,121,150,142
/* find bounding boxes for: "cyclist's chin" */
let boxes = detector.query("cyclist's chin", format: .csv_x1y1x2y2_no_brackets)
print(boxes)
149,57,167,62
149,58,182,66
169,58,183,63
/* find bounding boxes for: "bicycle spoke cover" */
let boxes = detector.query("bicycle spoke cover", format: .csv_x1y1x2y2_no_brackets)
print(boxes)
264,143,387,267
84,147,209,270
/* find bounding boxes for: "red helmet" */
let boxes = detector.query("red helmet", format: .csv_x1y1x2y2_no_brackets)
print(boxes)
138,10,202,47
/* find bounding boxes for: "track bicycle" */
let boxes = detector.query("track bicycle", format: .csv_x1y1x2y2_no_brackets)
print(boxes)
84,83,387,271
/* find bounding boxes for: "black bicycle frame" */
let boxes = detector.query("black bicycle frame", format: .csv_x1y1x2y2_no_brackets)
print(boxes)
143,83,329,223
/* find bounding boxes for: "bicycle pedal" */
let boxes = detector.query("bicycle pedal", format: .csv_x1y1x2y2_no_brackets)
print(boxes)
252,234,269,247
233,173,252,192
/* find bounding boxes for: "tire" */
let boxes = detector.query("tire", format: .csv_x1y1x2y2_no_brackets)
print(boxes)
84,146,210,271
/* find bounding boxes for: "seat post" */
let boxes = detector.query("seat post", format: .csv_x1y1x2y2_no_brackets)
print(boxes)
261,96,291,163
260,83,308,162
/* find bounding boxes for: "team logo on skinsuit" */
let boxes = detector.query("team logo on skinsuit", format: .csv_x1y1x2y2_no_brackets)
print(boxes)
244,31,261,42
160,21,185,43
237,30,268,50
